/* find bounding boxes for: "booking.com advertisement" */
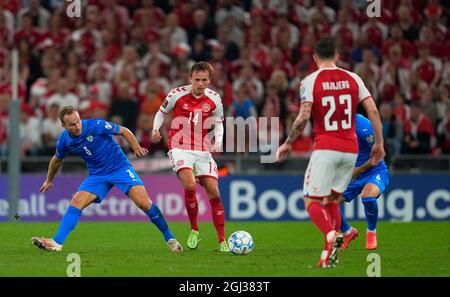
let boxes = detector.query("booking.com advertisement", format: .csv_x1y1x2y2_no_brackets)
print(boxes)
0,175,448,222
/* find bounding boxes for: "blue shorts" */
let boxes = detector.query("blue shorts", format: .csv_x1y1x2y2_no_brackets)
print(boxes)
78,166,144,203
342,169,390,202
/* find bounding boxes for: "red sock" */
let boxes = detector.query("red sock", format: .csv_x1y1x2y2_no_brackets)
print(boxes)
323,202,341,232
184,189,198,231
307,201,333,236
209,197,225,243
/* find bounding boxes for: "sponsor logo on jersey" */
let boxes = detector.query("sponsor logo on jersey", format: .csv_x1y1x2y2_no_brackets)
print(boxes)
86,135,93,142
162,100,169,109
183,104,189,110
105,122,112,129
202,103,211,112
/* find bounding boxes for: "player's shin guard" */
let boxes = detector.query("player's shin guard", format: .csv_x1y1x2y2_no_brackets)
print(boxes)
362,197,378,232
146,203,174,241
53,205,82,245
323,202,341,232
307,201,333,236
209,197,225,243
185,189,199,231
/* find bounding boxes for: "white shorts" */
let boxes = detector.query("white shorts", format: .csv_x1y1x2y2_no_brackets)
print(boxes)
168,148,218,179
303,150,357,198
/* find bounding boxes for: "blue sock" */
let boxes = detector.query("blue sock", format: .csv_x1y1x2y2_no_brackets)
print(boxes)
339,206,351,233
146,204,174,242
362,197,378,232
53,205,82,245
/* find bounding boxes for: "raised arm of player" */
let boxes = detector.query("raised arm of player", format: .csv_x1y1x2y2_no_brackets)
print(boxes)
119,126,149,157
361,98,385,166
40,156,63,193
276,102,312,161
152,110,167,143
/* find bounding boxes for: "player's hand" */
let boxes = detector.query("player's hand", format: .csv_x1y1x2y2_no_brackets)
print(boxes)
276,142,292,161
134,147,149,158
370,143,385,166
40,180,53,193
152,130,162,143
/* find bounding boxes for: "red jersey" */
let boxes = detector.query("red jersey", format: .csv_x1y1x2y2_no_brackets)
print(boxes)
160,85,224,152
300,67,371,153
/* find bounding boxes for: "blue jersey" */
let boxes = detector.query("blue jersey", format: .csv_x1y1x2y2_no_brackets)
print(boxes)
355,114,388,175
56,119,131,175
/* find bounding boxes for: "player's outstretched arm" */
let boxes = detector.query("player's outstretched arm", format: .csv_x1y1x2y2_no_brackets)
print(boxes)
119,127,149,157
40,156,63,193
361,98,385,165
277,102,312,161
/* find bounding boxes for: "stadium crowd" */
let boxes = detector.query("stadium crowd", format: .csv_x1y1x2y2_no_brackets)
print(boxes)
0,0,448,158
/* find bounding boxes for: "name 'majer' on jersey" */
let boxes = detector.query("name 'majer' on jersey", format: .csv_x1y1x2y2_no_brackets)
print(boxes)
160,85,224,151
55,119,131,175
300,67,372,153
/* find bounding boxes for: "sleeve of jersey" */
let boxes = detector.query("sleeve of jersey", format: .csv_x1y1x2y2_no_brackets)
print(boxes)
212,101,224,123
355,74,371,102
94,119,121,135
159,90,176,114
55,137,68,159
299,76,314,103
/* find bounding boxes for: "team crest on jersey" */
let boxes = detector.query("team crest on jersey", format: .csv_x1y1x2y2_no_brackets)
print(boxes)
366,135,375,144
202,103,211,112
177,160,184,166
162,100,169,109
183,104,189,110
86,135,93,142
105,122,112,129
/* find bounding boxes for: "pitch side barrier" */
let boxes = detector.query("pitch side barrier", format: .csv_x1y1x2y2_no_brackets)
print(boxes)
0,175,448,221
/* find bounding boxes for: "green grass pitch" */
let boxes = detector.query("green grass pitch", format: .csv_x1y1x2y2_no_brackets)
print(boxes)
0,221,449,276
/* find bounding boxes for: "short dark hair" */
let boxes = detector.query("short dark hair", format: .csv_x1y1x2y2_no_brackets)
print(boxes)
59,106,78,123
314,38,337,60
190,61,214,79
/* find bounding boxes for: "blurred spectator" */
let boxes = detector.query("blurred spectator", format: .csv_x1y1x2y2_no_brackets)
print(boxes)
14,13,43,49
19,103,41,156
436,85,449,124
420,88,438,126
187,8,216,44
397,4,419,42
18,0,50,29
412,42,442,87
437,107,450,154
215,0,246,26
380,102,403,156
47,78,80,109
161,12,188,51
109,81,139,132
232,63,264,105
190,35,210,62
139,85,164,117
402,102,436,154
41,103,64,155
228,84,257,119
307,0,335,23
135,113,166,153
139,60,171,96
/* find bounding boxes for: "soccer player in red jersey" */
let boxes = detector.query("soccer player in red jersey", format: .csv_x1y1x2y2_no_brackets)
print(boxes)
277,38,385,268
152,61,228,252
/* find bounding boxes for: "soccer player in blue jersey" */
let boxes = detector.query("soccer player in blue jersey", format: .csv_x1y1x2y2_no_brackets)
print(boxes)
339,114,390,250
31,106,183,252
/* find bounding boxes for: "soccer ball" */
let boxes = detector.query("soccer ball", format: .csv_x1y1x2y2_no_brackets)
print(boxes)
228,231,254,255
